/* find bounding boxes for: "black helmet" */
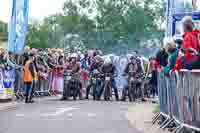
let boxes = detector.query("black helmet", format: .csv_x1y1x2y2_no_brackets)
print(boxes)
130,56,136,60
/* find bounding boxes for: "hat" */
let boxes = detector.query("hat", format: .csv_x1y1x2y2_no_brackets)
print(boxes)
182,16,193,24
71,53,77,58
163,37,174,47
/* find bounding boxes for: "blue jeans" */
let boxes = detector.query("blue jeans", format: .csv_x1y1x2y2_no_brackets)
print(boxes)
98,80,119,100
25,82,33,103
86,79,102,99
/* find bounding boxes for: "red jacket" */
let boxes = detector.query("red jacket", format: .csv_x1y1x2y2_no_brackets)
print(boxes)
182,29,200,62
174,57,182,71
174,29,200,71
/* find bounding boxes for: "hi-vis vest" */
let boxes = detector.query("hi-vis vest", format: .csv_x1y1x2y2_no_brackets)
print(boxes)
23,60,33,82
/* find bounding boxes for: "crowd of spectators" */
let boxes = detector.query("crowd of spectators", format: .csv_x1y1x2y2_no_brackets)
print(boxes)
0,47,101,102
155,16,200,77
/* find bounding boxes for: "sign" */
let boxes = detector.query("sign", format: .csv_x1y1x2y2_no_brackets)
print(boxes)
8,0,29,54
0,69,15,99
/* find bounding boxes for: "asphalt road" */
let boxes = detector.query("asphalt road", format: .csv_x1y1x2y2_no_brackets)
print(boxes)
0,98,142,133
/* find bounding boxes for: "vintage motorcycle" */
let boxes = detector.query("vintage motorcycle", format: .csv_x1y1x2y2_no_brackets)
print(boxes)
103,73,113,101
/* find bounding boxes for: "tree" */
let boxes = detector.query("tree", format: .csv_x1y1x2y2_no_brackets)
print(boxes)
26,0,164,53
27,23,53,48
184,2,193,12
0,21,8,42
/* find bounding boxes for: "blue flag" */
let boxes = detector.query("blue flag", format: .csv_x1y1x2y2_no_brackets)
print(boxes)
8,0,29,54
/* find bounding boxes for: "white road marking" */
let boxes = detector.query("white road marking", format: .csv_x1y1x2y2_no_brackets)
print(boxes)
67,113,73,117
40,107,77,117
16,114,32,118
87,113,97,118
16,114,25,117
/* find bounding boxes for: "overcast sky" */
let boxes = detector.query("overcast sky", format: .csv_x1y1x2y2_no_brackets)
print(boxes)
0,0,66,22
1,0,200,23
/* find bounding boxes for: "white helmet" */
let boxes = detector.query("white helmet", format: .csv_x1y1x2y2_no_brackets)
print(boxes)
80,54,84,60
71,53,77,58
163,37,174,47
77,51,81,55
104,57,111,64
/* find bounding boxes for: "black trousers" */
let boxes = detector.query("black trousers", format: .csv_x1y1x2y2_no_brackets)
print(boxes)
122,81,141,101
86,79,102,99
63,79,82,99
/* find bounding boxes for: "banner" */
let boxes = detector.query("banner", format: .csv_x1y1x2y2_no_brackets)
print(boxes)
8,0,29,54
192,0,197,9
0,69,15,99
164,0,170,17
192,0,200,10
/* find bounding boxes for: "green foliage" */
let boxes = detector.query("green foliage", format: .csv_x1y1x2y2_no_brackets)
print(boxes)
27,23,53,48
184,2,193,12
0,21,8,41
153,105,160,114
26,0,164,53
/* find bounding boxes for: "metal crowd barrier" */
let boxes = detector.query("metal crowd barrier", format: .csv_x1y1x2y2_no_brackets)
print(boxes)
14,70,54,100
153,70,200,133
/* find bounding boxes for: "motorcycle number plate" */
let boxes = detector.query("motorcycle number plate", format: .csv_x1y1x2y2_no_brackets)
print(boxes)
67,76,71,80
106,77,110,81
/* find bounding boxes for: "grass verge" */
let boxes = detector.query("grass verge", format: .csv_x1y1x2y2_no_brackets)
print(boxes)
153,104,160,114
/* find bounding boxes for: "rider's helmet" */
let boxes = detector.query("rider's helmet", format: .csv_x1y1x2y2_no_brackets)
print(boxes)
71,53,78,58
80,54,84,60
104,57,111,64
70,53,77,63
95,55,103,63
130,55,137,64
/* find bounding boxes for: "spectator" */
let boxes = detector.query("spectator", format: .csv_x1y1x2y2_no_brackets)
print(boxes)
23,54,35,103
156,48,168,68
163,38,179,76
182,16,200,60
149,57,158,98
81,53,90,70
175,16,200,70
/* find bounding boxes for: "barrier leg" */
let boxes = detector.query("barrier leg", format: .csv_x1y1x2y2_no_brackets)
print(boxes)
152,112,160,120
20,91,25,99
161,118,174,129
160,117,169,128
175,125,184,133
48,89,51,96
15,90,20,100
35,91,40,97
172,125,182,133
152,113,160,124
169,126,178,132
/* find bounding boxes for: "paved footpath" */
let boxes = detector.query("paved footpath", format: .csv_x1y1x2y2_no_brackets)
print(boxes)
0,98,142,133
127,102,169,133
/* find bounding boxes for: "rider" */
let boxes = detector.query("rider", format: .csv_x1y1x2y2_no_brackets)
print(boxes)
122,56,144,102
85,55,104,100
61,53,82,100
97,57,119,101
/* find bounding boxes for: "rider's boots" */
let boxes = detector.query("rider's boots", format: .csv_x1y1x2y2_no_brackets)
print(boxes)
121,90,126,101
